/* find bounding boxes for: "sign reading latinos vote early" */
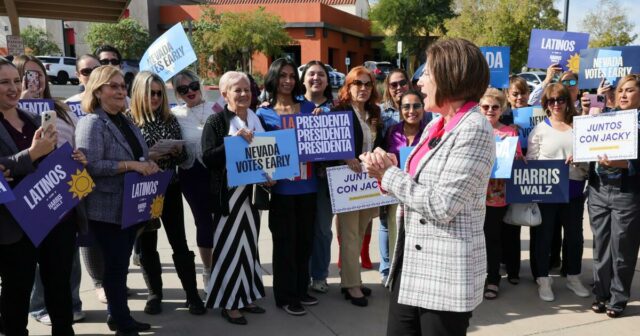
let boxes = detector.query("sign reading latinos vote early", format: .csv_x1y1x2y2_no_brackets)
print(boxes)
578,46,640,89
527,29,589,72
573,109,638,162
506,160,569,203
281,111,355,162
225,129,300,187
326,165,398,214
491,136,519,179
66,101,86,118
6,143,94,246
121,170,172,228
480,47,510,88
140,23,198,82
18,99,55,116
512,106,546,149
0,174,15,204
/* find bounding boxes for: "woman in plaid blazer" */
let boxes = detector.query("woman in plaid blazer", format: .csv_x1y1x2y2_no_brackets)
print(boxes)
361,38,495,336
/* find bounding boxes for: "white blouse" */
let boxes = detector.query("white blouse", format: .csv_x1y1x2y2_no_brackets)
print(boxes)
172,101,218,169
228,109,264,135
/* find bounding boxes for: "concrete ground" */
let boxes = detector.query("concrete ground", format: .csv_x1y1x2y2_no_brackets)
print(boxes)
25,203,640,336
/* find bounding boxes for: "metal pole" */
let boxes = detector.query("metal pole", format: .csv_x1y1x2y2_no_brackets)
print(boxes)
564,0,570,31
61,20,67,56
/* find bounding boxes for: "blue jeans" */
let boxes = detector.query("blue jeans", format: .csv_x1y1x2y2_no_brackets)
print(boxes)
30,248,83,318
309,176,333,281
378,213,390,277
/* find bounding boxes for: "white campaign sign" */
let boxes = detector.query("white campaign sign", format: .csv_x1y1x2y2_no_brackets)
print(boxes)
326,165,398,214
573,109,638,162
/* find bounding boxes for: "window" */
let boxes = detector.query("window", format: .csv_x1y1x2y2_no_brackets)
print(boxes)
305,28,315,37
63,58,76,66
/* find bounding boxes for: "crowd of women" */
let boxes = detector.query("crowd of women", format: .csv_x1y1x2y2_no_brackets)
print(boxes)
0,37,639,336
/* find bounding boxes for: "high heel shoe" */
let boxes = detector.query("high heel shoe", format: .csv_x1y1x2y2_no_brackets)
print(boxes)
344,291,368,307
221,309,247,325
341,286,372,297
606,309,622,318
591,301,606,314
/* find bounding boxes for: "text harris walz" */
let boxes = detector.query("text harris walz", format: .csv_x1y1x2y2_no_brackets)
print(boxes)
512,167,560,195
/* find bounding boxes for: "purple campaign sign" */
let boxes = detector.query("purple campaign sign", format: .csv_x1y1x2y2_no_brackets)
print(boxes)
121,170,172,228
18,99,55,115
6,143,94,246
282,111,355,162
506,160,569,203
527,29,589,71
0,174,15,204
65,101,86,118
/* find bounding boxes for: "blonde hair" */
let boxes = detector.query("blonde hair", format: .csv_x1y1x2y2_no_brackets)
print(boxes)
481,88,507,111
615,74,640,108
219,71,250,95
81,65,124,113
129,71,171,126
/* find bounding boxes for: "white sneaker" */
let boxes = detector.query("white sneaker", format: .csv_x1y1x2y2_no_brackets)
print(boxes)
73,311,86,322
96,287,108,304
35,314,52,326
203,267,212,294
566,275,591,297
536,277,555,302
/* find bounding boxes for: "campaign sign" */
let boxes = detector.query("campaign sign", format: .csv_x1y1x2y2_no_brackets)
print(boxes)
225,129,300,187
512,106,546,149
281,111,355,162
0,174,15,204
18,99,55,115
480,47,510,88
573,109,638,162
578,46,640,89
140,23,198,82
66,101,86,118
527,29,589,72
506,160,569,203
6,143,94,246
492,136,518,179
399,146,415,171
326,165,398,213
121,170,172,228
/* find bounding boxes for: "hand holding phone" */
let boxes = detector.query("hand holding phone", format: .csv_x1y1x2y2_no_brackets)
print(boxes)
587,94,605,109
25,70,40,98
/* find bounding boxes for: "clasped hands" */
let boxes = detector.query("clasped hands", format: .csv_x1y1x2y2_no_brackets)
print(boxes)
359,147,397,180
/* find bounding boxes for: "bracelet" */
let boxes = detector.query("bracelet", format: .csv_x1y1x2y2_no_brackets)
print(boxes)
124,161,128,171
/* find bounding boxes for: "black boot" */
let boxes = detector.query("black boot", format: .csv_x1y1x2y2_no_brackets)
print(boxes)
140,250,163,315
173,251,206,315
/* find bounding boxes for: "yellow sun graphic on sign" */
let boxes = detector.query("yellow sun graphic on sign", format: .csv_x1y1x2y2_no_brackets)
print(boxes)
67,169,94,200
567,53,580,73
150,195,165,219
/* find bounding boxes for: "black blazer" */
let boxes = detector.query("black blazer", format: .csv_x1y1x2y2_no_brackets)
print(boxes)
332,106,384,158
201,107,235,216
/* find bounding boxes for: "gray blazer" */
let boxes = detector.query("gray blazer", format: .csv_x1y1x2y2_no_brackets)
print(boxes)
0,110,40,245
75,107,149,225
382,107,495,312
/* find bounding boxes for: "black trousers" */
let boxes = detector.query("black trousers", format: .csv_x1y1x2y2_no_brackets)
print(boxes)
501,222,521,279
269,192,316,307
387,268,472,336
484,206,507,285
0,236,36,336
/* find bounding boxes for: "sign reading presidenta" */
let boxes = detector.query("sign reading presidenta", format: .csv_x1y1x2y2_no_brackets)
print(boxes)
326,165,398,214
18,99,55,116
139,23,198,82
281,111,355,162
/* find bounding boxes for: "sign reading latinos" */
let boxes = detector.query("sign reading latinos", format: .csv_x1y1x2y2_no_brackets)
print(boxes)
573,109,638,162
121,170,172,228
578,46,640,89
0,174,15,204
140,23,198,82
480,46,510,88
65,101,85,118
6,143,94,246
281,111,355,162
506,160,569,203
527,29,589,72
399,146,414,170
491,136,518,179
225,129,300,187
18,99,55,116
512,106,546,149
327,165,398,213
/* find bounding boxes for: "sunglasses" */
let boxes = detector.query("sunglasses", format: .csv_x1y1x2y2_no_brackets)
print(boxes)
389,79,408,89
546,97,567,105
79,67,97,77
104,82,127,91
401,103,423,111
561,79,577,87
481,104,501,111
150,90,163,98
99,58,121,66
176,81,200,95
352,80,372,89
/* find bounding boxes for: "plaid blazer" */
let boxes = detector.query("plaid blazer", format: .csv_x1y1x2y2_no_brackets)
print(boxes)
381,107,495,312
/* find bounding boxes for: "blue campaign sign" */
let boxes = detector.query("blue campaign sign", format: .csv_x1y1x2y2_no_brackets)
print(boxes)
399,146,414,170
491,136,518,179
18,99,55,115
121,170,172,229
225,129,300,187
578,46,640,89
480,47,510,88
282,110,355,162
0,174,15,204
140,23,198,82
506,160,569,203
527,29,589,72
6,143,94,246
65,101,86,118
511,106,546,149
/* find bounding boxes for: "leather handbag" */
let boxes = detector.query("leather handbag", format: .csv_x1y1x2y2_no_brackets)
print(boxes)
503,203,542,227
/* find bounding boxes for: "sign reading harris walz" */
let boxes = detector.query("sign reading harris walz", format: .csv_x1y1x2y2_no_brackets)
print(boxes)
506,160,569,203
578,46,640,89
573,109,638,162
527,29,589,72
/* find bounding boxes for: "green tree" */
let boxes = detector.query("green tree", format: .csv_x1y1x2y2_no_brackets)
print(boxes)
444,0,564,71
85,18,150,59
20,26,61,55
581,0,637,48
369,0,455,62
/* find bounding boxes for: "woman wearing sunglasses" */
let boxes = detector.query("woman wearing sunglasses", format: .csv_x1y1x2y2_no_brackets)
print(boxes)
128,71,206,316
171,70,218,289
530,65,591,115
66,54,100,104
526,83,589,302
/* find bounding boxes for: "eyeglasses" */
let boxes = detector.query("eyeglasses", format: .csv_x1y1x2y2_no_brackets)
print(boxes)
401,103,423,111
150,90,163,98
561,79,577,87
176,81,200,95
481,104,501,111
546,97,567,105
99,58,121,66
351,80,372,89
79,67,97,77
389,79,408,89
104,82,127,91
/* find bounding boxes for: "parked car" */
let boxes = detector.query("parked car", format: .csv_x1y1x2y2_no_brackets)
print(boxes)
37,56,78,85
363,61,393,80
297,64,345,89
516,71,547,92
121,59,140,86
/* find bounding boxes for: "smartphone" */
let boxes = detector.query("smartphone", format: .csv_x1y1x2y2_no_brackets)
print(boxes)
41,111,56,136
25,70,40,95
588,94,605,109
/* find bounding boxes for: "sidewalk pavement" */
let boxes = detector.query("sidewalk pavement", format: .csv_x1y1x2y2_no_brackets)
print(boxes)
28,206,639,335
